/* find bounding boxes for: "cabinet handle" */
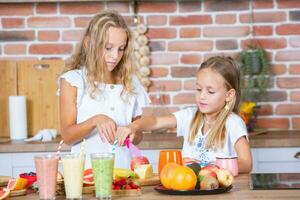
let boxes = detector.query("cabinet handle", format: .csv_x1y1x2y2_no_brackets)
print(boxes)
34,64,49,70
294,152,300,159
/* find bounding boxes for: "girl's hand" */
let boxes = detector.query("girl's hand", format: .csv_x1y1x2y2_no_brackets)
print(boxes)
116,126,136,146
93,115,116,144
182,157,201,165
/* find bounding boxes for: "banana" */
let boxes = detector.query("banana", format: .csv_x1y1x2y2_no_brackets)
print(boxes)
113,168,136,179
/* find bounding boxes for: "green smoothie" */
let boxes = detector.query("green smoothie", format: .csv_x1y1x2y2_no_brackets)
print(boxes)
91,153,114,200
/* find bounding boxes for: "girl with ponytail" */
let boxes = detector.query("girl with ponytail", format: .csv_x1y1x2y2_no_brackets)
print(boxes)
116,56,252,173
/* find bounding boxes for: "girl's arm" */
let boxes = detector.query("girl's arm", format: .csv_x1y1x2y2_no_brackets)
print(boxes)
60,79,117,145
116,114,177,146
235,136,253,173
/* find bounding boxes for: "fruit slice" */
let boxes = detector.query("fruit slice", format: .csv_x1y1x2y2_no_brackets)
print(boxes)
83,169,94,186
0,188,10,200
134,164,153,179
7,178,28,191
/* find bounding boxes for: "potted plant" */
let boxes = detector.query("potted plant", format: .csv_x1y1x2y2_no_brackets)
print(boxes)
239,46,272,131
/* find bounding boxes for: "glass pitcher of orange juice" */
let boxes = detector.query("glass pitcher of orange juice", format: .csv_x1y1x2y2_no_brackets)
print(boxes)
158,150,183,176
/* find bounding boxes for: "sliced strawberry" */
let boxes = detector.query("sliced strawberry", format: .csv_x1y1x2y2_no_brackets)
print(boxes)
124,184,132,190
129,181,140,189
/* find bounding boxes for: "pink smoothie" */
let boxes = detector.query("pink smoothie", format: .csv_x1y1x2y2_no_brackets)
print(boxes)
35,155,58,200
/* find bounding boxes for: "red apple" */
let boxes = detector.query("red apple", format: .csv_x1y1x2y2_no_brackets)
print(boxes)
200,175,219,190
216,168,234,187
202,164,220,173
130,156,149,170
198,165,219,178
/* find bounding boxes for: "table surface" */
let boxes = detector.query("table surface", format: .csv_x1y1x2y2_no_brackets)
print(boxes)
10,174,300,200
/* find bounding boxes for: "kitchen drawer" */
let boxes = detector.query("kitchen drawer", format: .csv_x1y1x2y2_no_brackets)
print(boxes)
253,147,300,162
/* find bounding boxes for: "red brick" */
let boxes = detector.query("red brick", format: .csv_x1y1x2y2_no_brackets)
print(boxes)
276,104,300,115
0,56,38,60
1,18,25,28
173,93,196,104
204,0,248,11
253,26,273,36
257,91,287,102
138,2,176,13
4,44,26,55
179,1,201,12
0,3,33,16
241,38,287,49
277,0,300,8
151,53,178,65
216,40,238,50
184,79,196,90
147,16,167,26
204,26,249,37
181,54,202,64
289,64,300,74
253,0,274,9
38,31,59,41
276,50,300,61
149,41,166,51
276,24,300,35
149,80,181,92
289,37,300,47
240,12,286,23
277,78,300,89
291,92,300,101
180,28,201,38
28,17,71,28
60,2,104,14
150,67,169,78
256,104,273,115
272,64,286,75
204,52,239,61
256,118,289,129
146,28,176,39
170,15,212,25
29,44,73,55
0,31,35,41
216,14,236,24
171,67,198,78
62,30,84,41
169,40,213,51
36,3,57,14
74,17,91,28
107,2,129,13
149,94,170,105
292,118,300,129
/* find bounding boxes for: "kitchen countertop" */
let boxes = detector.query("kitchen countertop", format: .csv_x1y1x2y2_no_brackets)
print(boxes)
10,174,300,200
0,130,300,153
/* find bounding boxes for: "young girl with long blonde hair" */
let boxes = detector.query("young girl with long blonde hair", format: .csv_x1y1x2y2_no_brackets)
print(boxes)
58,11,150,168
117,56,252,173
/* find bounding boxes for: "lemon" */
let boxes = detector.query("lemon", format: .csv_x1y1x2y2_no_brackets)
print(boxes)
134,164,153,179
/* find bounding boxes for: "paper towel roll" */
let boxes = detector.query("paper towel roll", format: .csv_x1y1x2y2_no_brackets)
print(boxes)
9,96,28,140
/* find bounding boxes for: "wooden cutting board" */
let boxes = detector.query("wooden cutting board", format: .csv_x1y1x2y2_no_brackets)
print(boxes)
0,176,11,187
17,60,64,136
83,186,142,196
10,189,27,197
138,175,160,186
0,61,18,137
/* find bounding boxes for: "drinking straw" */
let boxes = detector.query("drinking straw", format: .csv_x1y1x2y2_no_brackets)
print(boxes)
80,138,86,157
56,140,64,159
111,139,118,154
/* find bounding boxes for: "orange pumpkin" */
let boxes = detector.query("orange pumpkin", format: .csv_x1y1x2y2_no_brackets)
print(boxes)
160,163,180,189
170,166,197,190
160,163,197,190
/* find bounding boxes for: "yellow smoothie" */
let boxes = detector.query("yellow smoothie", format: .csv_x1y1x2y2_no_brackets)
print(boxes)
61,154,85,199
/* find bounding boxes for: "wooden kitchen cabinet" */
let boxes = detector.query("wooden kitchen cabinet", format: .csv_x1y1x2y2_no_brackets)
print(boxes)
0,60,64,137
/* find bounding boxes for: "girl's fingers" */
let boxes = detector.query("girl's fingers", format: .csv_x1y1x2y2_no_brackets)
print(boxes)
97,124,106,143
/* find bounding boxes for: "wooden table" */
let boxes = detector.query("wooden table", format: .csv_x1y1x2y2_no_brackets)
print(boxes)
11,174,300,200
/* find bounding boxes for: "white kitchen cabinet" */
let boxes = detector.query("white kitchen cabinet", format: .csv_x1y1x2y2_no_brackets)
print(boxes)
251,147,300,173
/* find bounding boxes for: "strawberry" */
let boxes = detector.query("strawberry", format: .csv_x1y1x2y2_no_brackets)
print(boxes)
124,184,132,190
115,185,121,190
129,181,140,189
112,184,116,190
114,178,127,186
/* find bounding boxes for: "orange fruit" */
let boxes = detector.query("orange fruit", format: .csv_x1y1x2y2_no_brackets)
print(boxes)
7,178,28,191
0,188,10,200
160,163,180,189
170,166,197,190
83,168,94,186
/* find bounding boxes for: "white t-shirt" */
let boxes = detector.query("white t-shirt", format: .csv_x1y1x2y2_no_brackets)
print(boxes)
173,107,248,164
57,69,150,168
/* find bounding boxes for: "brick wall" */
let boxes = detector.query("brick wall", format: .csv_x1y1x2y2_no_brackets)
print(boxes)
0,0,299,129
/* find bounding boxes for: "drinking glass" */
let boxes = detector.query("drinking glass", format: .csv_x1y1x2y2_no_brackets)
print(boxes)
158,150,182,176
215,157,239,176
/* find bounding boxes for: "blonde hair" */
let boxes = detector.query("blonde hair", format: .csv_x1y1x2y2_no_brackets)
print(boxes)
65,10,134,98
189,56,241,150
